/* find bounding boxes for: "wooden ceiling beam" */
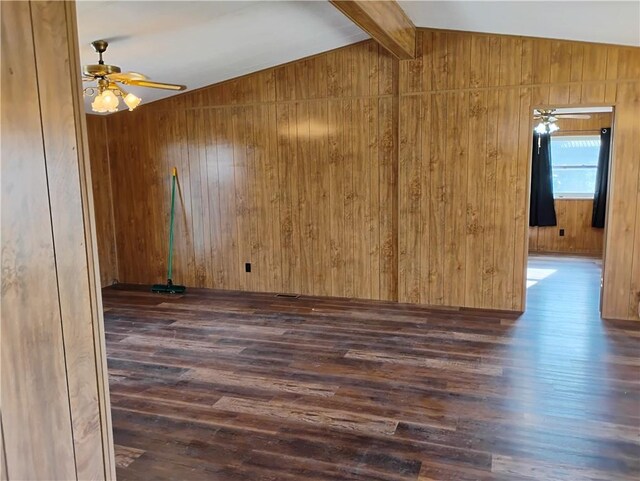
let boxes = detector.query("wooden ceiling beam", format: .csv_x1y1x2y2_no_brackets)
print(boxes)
330,0,416,59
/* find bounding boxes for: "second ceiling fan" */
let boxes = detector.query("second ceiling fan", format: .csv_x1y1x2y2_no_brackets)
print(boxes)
534,108,591,134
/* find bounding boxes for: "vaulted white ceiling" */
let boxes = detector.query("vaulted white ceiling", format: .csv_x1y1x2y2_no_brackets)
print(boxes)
76,1,640,113
76,1,367,111
400,1,640,47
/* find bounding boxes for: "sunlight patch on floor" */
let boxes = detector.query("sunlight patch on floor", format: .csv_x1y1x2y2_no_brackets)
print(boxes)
526,267,557,289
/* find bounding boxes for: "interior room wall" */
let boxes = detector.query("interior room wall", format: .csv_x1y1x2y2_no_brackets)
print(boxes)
528,113,611,256
103,41,399,301
529,200,604,255
87,115,119,286
2,1,115,479
553,111,613,133
398,29,639,318
89,30,640,320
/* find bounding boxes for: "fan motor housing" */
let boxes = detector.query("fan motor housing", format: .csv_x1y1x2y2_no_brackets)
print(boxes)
83,64,121,77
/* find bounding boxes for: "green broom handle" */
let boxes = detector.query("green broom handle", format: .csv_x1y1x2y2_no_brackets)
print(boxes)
167,167,177,281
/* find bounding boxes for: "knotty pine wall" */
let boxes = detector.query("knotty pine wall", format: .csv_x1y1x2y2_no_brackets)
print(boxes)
552,111,612,134
90,31,640,320
87,115,119,286
2,1,115,478
103,41,399,300
529,200,604,256
528,113,611,256
398,29,639,319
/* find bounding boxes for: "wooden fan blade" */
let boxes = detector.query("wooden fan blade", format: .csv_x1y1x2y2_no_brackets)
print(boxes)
106,71,148,82
555,114,591,119
122,79,186,91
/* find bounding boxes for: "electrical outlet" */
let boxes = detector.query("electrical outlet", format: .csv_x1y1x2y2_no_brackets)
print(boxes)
245,262,251,273
559,229,565,237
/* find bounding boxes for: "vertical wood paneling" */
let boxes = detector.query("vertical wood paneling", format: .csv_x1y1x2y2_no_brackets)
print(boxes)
444,91,468,306
529,200,604,255
549,41,572,104
464,90,488,307
296,101,313,294
368,98,381,299
102,41,398,301
342,99,355,297
218,107,241,290
232,107,251,291
398,95,421,302
3,1,114,478
87,115,118,286
432,31,448,91
312,100,332,295
603,81,640,319
378,96,398,300
491,89,519,308
32,2,108,476
89,30,640,319
569,43,585,104
328,99,345,296
429,93,446,305
631,172,640,319
398,29,640,318
186,109,210,287
416,95,430,305
470,35,490,89
512,88,533,309
1,3,77,477
582,45,608,102
498,37,521,87
482,89,500,308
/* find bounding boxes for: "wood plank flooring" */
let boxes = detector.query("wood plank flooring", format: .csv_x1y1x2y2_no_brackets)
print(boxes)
103,255,640,480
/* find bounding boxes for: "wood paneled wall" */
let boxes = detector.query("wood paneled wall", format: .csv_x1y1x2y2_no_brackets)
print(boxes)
552,111,612,134
528,112,611,256
90,30,640,320
529,200,604,255
1,1,115,479
105,41,399,300
398,29,640,319
87,115,118,286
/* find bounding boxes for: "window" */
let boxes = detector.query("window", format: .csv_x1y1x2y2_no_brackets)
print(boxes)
550,135,600,198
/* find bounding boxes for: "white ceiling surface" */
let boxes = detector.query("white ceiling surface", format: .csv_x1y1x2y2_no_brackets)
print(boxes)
76,1,367,112
77,1,640,114
400,1,640,48
555,107,614,114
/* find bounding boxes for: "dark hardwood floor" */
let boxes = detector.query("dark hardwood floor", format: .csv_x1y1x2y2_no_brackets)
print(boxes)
104,255,640,480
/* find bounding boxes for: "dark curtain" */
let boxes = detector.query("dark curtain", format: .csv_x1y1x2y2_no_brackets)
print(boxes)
530,133,557,226
592,127,612,228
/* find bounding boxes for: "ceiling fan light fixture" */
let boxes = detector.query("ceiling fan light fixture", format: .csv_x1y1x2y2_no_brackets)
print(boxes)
91,93,106,113
90,89,119,113
535,122,547,134
534,120,559,135
123,92,141,111
100,89,119,112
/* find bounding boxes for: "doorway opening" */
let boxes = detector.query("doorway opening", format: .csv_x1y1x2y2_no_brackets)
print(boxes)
526,106,614,320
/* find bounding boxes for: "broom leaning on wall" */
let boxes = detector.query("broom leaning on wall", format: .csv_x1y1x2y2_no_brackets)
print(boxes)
152,167,186,294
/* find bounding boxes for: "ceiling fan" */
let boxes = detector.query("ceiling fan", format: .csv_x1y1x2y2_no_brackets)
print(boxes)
82,39,186,113
533,108,591,134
